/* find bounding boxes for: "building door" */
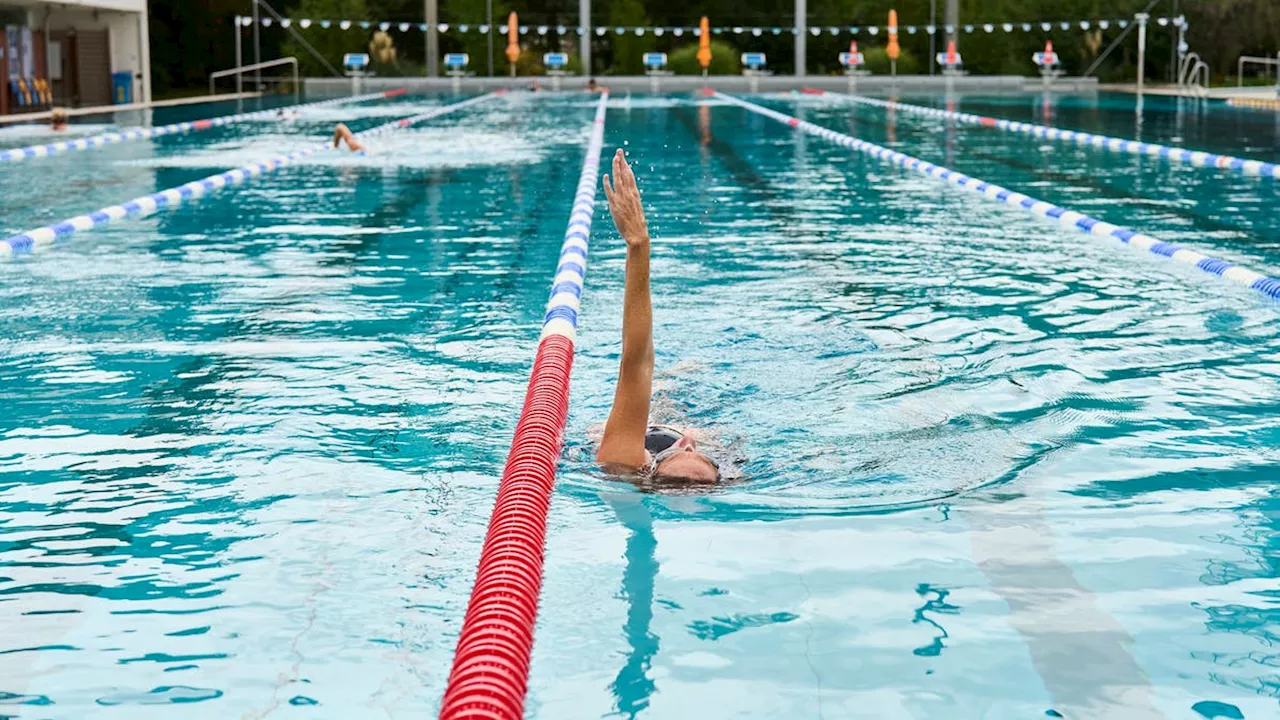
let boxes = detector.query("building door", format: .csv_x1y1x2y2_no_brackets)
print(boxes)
75,29,110,107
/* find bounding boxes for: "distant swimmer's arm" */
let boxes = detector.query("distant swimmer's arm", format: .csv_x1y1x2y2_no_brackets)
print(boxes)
598,149,654,470
332,123,367,153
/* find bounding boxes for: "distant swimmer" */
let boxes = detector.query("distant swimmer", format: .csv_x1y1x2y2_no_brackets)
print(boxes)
595,149,720,485
276,108,300,122
586,78,608,94
50,108,69,132
332,123,367,154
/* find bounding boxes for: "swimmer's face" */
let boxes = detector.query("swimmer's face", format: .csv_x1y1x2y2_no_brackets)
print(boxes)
653,437,718,484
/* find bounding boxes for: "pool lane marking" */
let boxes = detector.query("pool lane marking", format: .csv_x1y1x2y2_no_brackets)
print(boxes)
439,92,609,720
716,92,1280,301
802,88,1280,181
0,91,505,259
0,88,410,165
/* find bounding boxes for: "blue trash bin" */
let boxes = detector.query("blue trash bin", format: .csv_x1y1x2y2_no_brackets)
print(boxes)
111,71,133,105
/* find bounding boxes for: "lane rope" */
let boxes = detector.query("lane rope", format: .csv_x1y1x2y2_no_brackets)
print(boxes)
805,88,1280,180
0,91,505,259
718,92,1280,300
438,92,609,720
0,89,409,165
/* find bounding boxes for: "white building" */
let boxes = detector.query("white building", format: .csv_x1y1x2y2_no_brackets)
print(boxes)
1,0,150,115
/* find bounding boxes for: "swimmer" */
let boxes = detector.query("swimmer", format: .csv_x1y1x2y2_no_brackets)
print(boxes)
595,149,719,484
276,108,300,122
332,123,367,154
49,108,69,132
586,78,608,94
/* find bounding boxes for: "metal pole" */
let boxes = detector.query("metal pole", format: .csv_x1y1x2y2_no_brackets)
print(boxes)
580,0,591,77
929,0,936,75
234,16,243,96
795,0,806,77
1136,13,1148,96
426,0,439,77
1169,0,1178,82
252,0,261,91
486,0,493,77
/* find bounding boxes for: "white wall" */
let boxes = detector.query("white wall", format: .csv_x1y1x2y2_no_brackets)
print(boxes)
31,1,150,104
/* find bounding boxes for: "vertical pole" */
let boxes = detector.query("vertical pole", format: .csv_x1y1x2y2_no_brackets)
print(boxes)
929,0,936,75
580,0,591,77
795,0,806,77
1136,13,1148,96
426,0,439,77
138,8,152,106
1169,0,1178,82
252,0,261,91
486,0,493,77
234,16,243,96
945,0,958,54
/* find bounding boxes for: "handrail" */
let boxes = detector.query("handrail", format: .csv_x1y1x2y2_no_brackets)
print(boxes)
1237,54,1280,87
209,57,300,96
1178,52,1209,96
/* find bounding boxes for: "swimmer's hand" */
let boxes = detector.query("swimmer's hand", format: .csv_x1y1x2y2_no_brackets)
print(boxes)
603,149,649,247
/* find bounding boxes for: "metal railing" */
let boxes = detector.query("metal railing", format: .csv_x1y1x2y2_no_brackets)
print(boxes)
1178,52,1209,96
209,57,300,97
1237,53,1280,88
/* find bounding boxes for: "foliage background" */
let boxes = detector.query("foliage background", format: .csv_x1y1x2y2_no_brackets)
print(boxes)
152,0,1280,94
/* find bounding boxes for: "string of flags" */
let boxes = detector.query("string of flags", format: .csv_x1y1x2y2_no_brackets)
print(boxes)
239,16,1185,36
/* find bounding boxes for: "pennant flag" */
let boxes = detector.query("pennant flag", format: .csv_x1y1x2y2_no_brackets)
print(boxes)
280,18,291,28
963,24,973,33
752,27,762,36
926,24,935,34
537,25,547,34
359,21,371,29
262,18,272,27
673,27,684,36
299,18,311,28
655,27,665,36
1002,23,1012,32
983,23,993,32
1041,22,1051,31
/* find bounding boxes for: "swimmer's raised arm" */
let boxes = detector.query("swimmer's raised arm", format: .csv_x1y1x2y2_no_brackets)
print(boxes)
597,149,653,470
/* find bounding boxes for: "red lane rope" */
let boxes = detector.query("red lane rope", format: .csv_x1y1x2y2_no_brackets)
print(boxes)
439,93,610,720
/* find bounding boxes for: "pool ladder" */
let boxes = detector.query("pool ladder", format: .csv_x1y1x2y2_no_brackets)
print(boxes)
1178,51,1211,97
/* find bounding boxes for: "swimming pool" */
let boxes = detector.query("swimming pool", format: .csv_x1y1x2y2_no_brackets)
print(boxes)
1,90,1278,718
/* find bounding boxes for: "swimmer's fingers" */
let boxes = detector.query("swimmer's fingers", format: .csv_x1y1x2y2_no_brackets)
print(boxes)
602,173,615,203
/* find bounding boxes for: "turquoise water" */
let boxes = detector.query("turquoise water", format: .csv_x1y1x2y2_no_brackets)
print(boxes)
1,91,1278,718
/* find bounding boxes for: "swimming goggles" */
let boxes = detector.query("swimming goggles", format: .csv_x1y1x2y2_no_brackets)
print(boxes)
644,426,719,473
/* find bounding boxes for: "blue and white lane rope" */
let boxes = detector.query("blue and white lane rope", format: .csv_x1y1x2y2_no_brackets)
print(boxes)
0,91,505,259
0,88,409,165
717,92,1280,300
541,92,610,343
814,90,1280,180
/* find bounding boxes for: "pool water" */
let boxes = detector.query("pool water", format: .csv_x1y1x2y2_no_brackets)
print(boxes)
1,90,1278,719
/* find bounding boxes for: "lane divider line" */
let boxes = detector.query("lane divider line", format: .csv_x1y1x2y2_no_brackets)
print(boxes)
804,88,1280,180
438,92,609,720
0,91,504,259
719,92,1280,300
0,89,409,165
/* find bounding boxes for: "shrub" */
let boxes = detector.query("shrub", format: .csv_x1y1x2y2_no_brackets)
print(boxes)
670,39,741,75
861,46,922,76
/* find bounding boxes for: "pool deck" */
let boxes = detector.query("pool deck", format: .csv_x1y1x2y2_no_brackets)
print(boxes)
0,91,266,126
305,74,1099,97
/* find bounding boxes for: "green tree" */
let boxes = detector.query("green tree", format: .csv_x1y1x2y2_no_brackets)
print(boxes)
605,0,652,74
281,0,372,76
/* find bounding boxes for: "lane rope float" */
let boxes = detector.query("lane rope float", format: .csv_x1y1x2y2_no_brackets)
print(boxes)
804,88,1280,180
0,91,505,259
0,89,409,165
438,92,609,720
718,92,1280,300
